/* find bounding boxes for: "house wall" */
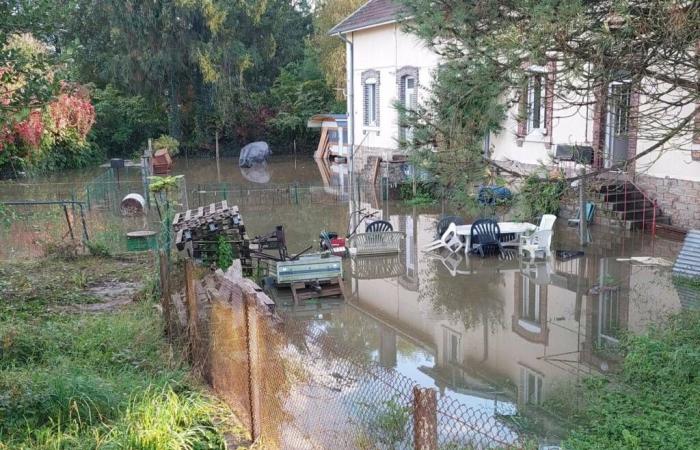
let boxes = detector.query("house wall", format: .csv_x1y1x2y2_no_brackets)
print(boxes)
348,24,440,157
489,77,594,168
344,24,698,227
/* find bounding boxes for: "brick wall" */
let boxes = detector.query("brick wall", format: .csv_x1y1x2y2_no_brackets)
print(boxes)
635,174,700,230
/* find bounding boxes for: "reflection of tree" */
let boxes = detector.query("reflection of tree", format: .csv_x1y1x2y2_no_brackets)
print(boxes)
284,306,382,366
420,256,506,333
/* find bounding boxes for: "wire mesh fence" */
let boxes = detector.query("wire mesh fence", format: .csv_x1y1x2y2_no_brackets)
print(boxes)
0,167,187,260
165,262,530,450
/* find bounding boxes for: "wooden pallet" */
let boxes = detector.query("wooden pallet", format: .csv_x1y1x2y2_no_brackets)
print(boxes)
290,276,345,306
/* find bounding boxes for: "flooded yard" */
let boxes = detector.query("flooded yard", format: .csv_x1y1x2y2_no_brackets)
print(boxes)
1,155,691,444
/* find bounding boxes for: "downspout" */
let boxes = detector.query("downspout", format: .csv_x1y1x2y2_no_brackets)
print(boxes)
336,32,357,231
336,32,355,176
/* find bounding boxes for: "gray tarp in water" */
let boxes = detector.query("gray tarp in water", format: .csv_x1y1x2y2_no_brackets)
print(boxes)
239,141,271,168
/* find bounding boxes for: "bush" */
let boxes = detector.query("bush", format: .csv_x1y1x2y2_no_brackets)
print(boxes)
153,134,180,156
86,240,111,257
398,181,438,205
516,174,567,221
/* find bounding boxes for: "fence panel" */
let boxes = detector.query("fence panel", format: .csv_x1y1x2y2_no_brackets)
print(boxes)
171,269,530,449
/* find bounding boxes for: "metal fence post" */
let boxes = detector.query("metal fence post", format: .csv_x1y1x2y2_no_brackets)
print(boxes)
244,291,262,441
413,387,438,450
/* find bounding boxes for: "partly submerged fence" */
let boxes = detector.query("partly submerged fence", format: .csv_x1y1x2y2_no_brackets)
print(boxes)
161,259,528,449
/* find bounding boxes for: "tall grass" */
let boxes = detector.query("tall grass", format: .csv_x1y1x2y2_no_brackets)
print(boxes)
0,295,241,449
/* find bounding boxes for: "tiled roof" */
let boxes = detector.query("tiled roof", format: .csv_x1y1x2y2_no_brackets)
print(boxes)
329,0,405,35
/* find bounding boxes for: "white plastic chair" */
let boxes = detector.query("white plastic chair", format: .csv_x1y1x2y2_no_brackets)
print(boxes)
519,215,556,260
538,214,557,232
424,222,463,254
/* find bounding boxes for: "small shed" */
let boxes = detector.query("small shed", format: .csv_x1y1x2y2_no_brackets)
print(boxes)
307,114,349,160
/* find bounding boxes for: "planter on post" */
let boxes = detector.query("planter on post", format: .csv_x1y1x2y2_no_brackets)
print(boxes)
413,387,438,450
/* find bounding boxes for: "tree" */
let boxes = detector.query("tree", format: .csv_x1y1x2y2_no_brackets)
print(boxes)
268,45,339,149
65,0,312,148
312,0,365,98
399,0,700,197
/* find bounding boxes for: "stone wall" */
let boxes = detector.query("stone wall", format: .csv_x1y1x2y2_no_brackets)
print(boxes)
635,174,700,230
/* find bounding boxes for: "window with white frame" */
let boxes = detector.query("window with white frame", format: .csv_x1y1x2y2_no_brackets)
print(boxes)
521,276,541,324
520,366,544,405
361,70,380,127
442,327,462,364
526,72,547,132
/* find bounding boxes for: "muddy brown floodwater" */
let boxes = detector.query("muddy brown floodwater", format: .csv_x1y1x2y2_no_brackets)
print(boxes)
1,155,691,442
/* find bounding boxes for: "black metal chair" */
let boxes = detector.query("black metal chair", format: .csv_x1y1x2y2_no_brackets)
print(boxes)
436,215,465,238
469,218,504,258
366,220,393,232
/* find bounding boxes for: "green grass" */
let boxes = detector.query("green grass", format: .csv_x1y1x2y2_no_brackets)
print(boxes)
562,311,700,449
0,255,246,449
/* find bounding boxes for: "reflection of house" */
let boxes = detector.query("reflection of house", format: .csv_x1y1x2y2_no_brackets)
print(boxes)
398,214,419,291
348,213,682,417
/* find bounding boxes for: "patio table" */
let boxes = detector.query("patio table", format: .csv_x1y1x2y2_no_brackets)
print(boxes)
455,222,536,255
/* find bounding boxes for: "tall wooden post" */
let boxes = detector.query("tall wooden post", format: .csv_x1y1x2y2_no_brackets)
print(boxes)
413,387,438,450
185,259,199,362
158,250,173,338
244,291,261,441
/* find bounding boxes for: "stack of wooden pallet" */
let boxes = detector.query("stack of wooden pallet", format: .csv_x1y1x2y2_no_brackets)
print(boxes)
173,201,250,266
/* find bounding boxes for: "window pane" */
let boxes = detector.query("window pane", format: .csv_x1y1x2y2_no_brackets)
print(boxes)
532,76,542,129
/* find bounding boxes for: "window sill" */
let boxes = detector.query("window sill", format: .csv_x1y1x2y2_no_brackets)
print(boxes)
363,126,380,133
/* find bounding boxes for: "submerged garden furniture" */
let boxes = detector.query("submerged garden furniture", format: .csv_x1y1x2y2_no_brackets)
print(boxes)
567,202,596,227
435,215,465,238
347,231,404,255
365,220,393,232
424,222,464,253
469,219,504,258
519,214,557,260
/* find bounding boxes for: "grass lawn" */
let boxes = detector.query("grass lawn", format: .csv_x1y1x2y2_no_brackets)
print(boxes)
0,254,248,449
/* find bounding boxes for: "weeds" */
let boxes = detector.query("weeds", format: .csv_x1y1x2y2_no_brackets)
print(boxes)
86,240,111,257
563,310,700,449
0,255,243,449
673,275,700,292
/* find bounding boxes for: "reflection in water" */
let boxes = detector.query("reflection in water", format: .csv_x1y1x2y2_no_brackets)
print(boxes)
4,156,687,441
240,162,271,183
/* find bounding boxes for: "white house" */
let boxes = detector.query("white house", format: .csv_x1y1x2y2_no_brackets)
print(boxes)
331,0,700,230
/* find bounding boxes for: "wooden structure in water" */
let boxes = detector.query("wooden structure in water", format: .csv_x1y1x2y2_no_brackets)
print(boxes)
307,114,349,161
173,201,251,268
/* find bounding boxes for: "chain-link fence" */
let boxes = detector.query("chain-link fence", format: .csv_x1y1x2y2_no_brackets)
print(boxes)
188,181,401,209
0,167,187,260
162,261,530,449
